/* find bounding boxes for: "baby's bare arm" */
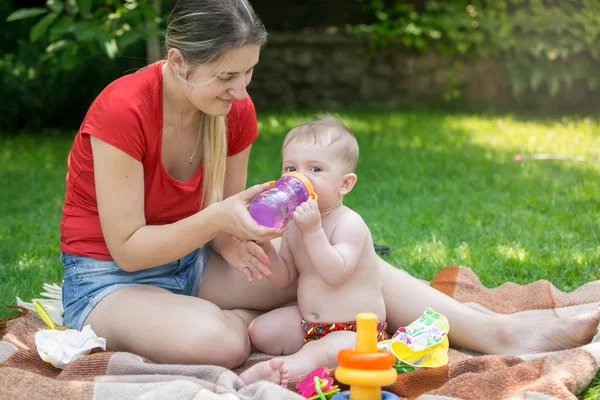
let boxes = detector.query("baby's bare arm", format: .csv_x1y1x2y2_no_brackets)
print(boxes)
302,212,367,286
261,235,298,289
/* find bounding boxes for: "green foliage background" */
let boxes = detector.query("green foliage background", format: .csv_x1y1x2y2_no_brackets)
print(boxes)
2,0,600,132
351,0,600,99
1,0,165,131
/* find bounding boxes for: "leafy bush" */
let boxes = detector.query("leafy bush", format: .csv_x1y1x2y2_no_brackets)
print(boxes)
2,0,167,131
0,42,147,131
6,0,166,68
351,0,600,98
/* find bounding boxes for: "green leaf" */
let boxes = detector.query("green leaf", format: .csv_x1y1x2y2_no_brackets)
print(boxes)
30,12,59,42
117,31,142,49
91,29,112,46
100,38,119,59
46,39,69,53
46,0,64,14
376,11,389,21
73,21,93,41
60,46,79,69
77,0,92,16
49,15,74,41
6,8,48,21
65,0,78,16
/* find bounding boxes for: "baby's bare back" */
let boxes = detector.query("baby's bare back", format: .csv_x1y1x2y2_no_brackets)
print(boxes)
287,206,386,324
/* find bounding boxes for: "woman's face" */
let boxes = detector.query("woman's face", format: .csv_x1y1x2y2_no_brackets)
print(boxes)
179,45,260,116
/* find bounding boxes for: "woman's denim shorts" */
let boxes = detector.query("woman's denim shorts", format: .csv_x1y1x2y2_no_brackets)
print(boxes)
61,246,211,330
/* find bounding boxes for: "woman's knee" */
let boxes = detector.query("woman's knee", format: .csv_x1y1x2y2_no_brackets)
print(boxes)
160,311,250,368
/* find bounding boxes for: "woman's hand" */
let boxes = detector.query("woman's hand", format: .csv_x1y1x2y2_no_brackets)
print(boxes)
213,182,283,242
217,234,273,283
292,198,322,234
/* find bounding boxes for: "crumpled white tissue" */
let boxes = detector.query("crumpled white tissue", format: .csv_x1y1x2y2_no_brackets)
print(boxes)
34,325,106,369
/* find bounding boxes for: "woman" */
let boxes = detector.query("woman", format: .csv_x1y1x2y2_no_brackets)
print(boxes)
61,0,600,370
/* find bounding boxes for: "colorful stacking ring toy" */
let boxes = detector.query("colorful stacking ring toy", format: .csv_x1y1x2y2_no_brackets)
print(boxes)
333,313,399,400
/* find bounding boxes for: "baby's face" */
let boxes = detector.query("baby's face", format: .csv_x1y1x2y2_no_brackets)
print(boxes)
281,140,348,211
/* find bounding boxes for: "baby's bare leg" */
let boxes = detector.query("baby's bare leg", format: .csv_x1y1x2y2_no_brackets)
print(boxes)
239,357,289,387
281,331,356,377
249,305,305,355
241,331,356,385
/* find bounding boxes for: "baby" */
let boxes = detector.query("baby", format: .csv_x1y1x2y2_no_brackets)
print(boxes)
239,116,387,386
238,116,600,388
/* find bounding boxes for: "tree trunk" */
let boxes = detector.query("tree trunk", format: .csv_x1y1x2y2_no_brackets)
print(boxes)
145,0,162,64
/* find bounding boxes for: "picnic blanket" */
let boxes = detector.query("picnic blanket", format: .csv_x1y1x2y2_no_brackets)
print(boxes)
1,265,599,399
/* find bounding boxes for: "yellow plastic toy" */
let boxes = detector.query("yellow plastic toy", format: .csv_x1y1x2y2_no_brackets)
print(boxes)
333,313,399,400
33,300,66,330
377,308,449,373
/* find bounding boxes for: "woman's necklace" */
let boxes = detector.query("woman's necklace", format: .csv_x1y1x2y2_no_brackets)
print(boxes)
166,67,201,168
188,129,201,167
174,107,201,168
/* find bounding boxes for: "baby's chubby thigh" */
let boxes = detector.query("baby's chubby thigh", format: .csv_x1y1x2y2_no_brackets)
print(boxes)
249,305,306,355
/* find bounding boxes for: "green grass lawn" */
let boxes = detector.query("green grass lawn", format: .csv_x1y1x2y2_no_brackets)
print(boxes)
1,109,599,398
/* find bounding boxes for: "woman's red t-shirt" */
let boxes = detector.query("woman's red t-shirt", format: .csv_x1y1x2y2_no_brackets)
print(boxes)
60,61,258,260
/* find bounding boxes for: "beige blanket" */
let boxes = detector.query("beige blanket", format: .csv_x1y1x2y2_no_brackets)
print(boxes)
1,266,599,399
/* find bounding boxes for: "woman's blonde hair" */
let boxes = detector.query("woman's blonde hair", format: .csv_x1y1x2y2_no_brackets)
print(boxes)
164,0,267,207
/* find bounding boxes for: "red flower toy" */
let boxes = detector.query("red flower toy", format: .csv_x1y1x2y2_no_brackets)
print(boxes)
296,367,340,399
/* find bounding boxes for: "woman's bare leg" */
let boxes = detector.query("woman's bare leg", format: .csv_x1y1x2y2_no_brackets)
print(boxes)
379,259,600,354
84,251,297,368
197,252,297,311
84,285,252,368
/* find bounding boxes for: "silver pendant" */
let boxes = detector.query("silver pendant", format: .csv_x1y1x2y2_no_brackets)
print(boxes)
188,157,193,167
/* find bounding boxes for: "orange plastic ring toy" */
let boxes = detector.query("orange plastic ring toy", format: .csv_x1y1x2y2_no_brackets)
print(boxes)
337,349,395,370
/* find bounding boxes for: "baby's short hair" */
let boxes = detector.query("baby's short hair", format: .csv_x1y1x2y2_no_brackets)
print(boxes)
282,115,359,172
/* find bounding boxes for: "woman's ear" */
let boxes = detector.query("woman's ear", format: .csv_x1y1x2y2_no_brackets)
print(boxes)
339,173,358,196
167,48,186,76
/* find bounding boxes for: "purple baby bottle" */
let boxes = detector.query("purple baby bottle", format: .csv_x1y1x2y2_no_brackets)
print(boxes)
250,172,318,229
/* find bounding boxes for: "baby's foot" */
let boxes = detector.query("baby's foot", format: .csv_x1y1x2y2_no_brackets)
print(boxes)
508,306,600,354
239,358,289,387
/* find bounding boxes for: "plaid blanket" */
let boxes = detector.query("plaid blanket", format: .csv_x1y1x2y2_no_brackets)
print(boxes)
382,266,600,399
1,266,599,399
0,309,302,399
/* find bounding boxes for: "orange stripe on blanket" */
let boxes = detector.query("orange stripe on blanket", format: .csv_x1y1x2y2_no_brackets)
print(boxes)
3,349,60,379
383,364,450,399
430,265,461,297
58,351,115,381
